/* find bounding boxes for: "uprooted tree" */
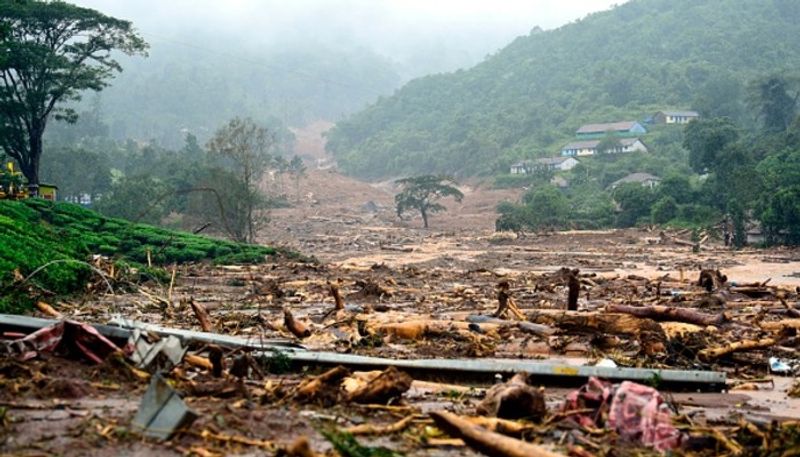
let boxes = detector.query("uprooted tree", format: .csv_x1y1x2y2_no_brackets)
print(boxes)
395,175,463,228
0,0,147,193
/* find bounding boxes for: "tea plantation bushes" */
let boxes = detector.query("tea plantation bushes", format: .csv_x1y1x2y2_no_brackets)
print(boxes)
0,199,279,312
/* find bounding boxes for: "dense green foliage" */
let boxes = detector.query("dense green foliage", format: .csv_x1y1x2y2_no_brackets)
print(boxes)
0,0,147,185
497,74,800,244
0,198,277,311
327,0,800,178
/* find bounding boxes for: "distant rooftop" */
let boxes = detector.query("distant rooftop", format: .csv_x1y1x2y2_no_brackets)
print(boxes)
658,110,699,117
612,172,661,186
562,137,642,150
576,121,641,134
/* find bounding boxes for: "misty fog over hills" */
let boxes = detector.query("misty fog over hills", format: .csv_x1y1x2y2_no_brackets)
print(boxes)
68,0,620,147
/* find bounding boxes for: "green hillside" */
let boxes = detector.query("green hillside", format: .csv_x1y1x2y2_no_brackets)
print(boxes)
0,199,278,311
326,0,800,178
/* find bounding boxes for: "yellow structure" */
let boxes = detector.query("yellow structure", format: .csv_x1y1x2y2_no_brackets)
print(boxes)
0,162,57,200
38,184,58,201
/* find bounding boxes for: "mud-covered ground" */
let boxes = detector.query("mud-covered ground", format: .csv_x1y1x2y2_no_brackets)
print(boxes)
3,157,800,455
3,218,800,456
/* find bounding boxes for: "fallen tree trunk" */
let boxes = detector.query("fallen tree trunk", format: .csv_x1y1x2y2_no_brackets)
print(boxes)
517,322,556,337
780,299,800,318
190,299,214,332
606,304,727,326
759,319,800,332
377,320,499,340
347,366,412,404
284,309,311,339
430,411,566,457
528,311,666,355
294,365,351,404
698,338,778,361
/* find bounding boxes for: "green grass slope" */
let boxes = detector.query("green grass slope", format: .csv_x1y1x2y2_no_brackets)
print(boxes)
326,0,800,178
0,199,277,310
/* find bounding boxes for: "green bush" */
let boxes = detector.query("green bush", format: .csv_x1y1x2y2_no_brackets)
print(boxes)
0,199,283,313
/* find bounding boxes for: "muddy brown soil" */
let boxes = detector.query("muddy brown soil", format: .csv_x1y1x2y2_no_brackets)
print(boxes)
3,165,800,456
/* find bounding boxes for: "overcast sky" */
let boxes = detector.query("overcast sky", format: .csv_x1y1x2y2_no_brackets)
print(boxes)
73,0,624,67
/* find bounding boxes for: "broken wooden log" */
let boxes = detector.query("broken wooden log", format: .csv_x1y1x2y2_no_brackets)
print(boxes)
284,309,311,339
35,301,62,319
283,436,321,457
698,269,727,293
780,299,800,318
377,320,499,340
207,345,224,378
476,372,546,421
517,322,556,337
430,411,566,457
328,280,344,311
345,414,416,435
759,319,800,332
731,286,775,299
347,366,412,404
698,338,778,361
528,311,666,355
606,304,727,326
567,269,580,311
293,365,350,405
184,354,214,371
495,281,525,320
190,299,214,332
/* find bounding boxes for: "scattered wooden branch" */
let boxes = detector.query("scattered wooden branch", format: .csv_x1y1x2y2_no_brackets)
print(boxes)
495,281,525,320
329,280,345,310
430,411,566,457
294,365,350,404
606,304,727,326
347,366,412,404
345,414,417,435
780,299,800,318
284,309,311,339
698,337,778,361
190,298,214,332
517,322,556,337
528,311,666,355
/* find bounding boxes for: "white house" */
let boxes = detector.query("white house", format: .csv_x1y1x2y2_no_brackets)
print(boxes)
654,110,699,125
561,138,649,157
510,157,579,174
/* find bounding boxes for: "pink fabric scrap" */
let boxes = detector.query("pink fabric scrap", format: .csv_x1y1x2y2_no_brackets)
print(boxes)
563,377,682,452
608,381,682,452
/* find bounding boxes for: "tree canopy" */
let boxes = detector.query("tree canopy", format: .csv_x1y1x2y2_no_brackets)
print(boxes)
394,175,464,228
0,0,147,188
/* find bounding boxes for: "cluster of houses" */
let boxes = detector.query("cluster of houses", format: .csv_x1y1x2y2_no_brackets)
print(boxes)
509,110,699,188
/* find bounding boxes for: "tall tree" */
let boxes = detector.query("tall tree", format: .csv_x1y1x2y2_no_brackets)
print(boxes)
395,175,463,228
0,0,147,192
206,117,277,243
749,76,799,133
683,118,740,173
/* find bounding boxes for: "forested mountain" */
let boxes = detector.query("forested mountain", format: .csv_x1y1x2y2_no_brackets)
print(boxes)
326,0,800,178
90,40,401,149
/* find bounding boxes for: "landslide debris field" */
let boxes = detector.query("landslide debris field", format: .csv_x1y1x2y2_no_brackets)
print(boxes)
3,218,800,457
